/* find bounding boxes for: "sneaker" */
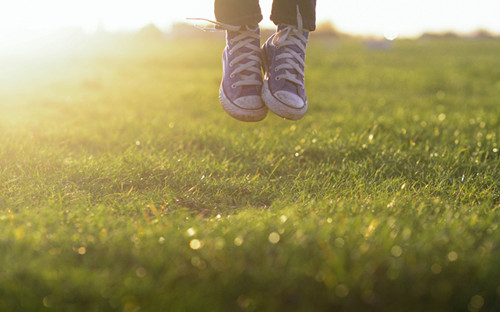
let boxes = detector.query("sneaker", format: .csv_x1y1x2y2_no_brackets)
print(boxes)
261,8,309,120
219,25,268,122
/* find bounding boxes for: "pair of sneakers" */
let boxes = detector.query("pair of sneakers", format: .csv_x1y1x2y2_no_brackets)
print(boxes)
219,22,309,122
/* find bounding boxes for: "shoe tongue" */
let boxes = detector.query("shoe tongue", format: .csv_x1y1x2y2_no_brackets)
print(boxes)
227,28,260,58
277,25,288,32
226,27,260,41
275,26,308,58
276,25,309,39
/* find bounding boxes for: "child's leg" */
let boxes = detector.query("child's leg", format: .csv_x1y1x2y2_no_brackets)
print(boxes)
270,0,316,31
214,0,263,27
260,0,316,120
213,0,268,122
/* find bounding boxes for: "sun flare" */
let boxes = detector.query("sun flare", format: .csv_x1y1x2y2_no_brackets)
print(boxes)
1,0,500,41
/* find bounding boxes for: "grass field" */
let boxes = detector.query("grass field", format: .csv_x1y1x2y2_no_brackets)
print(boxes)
0,34,499,311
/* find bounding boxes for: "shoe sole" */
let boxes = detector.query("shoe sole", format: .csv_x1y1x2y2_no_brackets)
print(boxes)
261,81,307,120
261,47,308,121
219,86,268,122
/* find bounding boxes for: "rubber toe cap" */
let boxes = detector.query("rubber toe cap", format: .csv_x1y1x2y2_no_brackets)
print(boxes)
234,96,265,110
275,91,305,109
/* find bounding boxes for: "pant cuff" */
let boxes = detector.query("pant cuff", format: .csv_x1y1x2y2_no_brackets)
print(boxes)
270,13,316,31
216,13,263,28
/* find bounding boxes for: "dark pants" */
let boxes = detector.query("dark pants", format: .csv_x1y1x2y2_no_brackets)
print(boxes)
215,0,317,31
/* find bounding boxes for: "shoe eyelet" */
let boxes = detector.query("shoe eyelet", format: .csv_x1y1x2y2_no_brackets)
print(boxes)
229,62,233,67
275,77,280,80
229,51,233,55
230,74,235,78
231,84,236,88
274,68,278,72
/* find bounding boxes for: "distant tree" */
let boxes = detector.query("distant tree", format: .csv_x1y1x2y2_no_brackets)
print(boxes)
419,31,460,40
314,21,345,38
470,29,494,39
136,24,164,40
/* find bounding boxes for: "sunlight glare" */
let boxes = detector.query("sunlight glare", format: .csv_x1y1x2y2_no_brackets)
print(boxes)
384,30,399,41
0,0,499,44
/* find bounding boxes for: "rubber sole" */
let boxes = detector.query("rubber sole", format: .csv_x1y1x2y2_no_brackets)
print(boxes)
260,46,308,120
261,80,308,120
219,86,268,122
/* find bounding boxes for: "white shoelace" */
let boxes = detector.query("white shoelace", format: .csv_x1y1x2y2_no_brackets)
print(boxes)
271,5,308,88
186,18,262,89
227,30,262,89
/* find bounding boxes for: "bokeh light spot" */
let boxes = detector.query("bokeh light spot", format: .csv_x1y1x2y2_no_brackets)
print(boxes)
431,263,442,274
186,228,196,237
268,232,280,244
468,295,484,311
136,267,146,278
189,239,202,250
447,251,458,262
391,245,403,257
234,236,244,246
280,215,288,223
335,284,349,298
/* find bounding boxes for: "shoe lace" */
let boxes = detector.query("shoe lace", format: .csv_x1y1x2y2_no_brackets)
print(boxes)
271,5,308,88
186,18,262,89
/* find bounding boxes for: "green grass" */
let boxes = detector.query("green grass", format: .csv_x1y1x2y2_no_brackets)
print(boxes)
0,35,499,311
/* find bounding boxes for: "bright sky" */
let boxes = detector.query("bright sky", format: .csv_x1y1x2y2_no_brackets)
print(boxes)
1,0,500,40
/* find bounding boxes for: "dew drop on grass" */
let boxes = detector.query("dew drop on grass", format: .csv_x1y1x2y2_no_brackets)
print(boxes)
78,247,86,255
365,220,378,237
280,215,287,223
